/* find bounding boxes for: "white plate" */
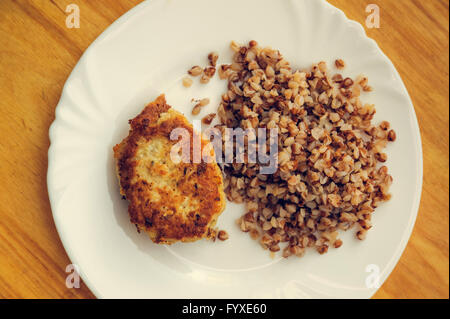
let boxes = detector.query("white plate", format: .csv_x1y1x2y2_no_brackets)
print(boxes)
48,0,423,299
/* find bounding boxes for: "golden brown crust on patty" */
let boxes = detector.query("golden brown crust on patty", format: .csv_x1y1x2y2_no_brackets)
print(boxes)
114,95,225,244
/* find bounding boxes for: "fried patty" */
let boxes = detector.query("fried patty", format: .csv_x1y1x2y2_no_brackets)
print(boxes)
113,95,226,244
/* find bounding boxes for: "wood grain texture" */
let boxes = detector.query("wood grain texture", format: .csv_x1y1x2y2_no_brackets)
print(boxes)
0,0,448,299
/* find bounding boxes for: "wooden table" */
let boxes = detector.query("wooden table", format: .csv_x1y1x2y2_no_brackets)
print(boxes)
0,0,448,299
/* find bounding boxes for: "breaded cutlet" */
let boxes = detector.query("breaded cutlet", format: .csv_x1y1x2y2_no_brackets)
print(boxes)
113,95,226,244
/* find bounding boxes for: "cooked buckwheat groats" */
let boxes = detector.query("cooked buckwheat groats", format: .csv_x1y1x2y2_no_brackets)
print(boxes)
213,40,395,257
